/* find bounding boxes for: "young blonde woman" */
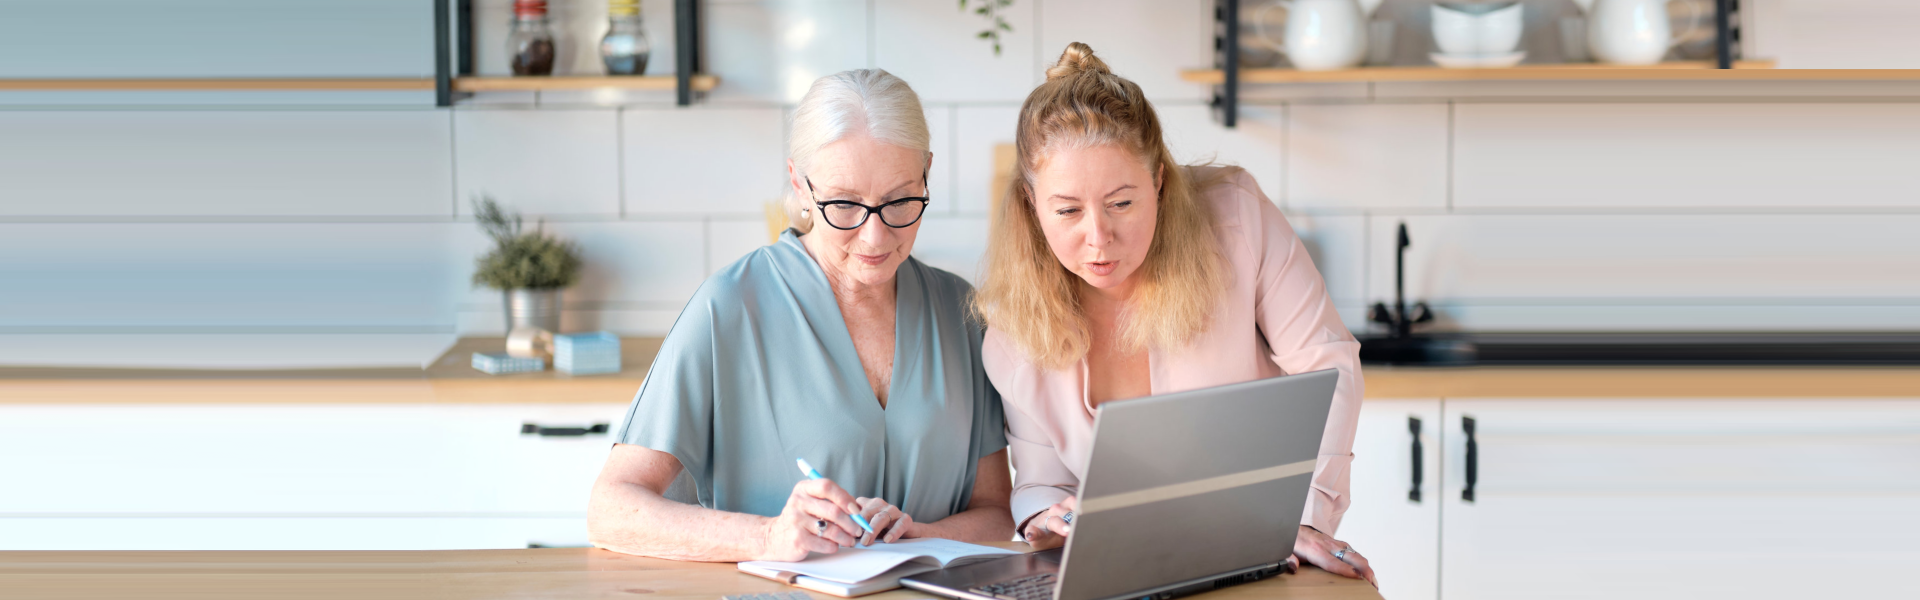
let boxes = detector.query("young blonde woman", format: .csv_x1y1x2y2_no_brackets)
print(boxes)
971,43,1374,585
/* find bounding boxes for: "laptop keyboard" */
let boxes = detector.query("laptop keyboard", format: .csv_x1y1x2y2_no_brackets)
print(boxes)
971,572,1057,600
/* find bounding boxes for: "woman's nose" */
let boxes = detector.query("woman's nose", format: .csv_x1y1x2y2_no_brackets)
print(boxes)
857,212,894,244
1082,209,1114,248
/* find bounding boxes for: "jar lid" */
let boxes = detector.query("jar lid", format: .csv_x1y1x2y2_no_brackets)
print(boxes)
513,0,548,17
608,0,639,16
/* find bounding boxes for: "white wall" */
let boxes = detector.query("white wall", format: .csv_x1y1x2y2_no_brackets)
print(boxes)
3,0,1917,368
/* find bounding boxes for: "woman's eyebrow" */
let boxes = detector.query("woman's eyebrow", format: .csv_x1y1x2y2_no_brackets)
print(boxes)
1103,183,1138,198
820,178,920,197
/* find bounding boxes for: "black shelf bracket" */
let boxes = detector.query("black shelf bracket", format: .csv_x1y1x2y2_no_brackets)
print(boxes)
434,0,476,108
675,0,703,106
1211,0,1239,129
1714,0,1739,69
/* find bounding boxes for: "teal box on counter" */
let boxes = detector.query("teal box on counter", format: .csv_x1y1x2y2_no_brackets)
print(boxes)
555,331,621,375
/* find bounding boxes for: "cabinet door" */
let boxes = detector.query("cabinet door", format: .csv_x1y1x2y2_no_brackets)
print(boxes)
1439,399,1920,600
0,403,623,549
1338,399,1442,600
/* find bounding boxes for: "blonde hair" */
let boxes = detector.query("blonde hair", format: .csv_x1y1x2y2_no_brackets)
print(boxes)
785,69,930,234
972,42,1229,370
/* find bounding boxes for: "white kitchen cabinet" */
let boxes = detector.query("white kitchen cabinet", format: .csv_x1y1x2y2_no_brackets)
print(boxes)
1438,399,1920,600
0,403,624,550
1337,399,1443,600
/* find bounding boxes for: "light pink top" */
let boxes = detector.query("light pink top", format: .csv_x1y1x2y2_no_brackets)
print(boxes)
983,166,1365,535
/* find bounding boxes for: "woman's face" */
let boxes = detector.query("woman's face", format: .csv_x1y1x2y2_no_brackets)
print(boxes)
1029,144,1159,295
789,135,932,290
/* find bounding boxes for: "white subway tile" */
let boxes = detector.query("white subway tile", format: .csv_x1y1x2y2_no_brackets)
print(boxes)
926,105,957,214
1283,214,1368,306
621,107,787,215
0,334,458,370
452,220,710,323
1038,0,1210,102
910,214,990,284
1287,103,1450,211
704,1,870,104
0,112,452,217
0,223,460,330
874,0,1038,103
952,105,1023,214
708,217,777,275
1454,103,1920,209
455,109,622,216
1160,103,1287,205
1366,214,1920,331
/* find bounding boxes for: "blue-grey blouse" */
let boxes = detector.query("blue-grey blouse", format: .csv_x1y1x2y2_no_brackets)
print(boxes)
614,229,1007,523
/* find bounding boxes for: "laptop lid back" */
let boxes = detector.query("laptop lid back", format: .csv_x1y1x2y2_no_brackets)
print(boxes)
1053,369,1339,600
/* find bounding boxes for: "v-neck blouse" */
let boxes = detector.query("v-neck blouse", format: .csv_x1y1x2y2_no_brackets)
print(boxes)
615,230,1008,523
984,167,1365,535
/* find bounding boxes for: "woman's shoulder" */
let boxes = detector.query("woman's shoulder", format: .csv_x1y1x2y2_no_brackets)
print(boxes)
1186,164,1270,223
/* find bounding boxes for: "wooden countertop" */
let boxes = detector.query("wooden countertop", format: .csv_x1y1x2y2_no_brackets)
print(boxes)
2,337,1914,403
0,544,1381,600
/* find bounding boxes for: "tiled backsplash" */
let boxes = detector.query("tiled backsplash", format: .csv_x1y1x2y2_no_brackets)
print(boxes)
3,0,1918,367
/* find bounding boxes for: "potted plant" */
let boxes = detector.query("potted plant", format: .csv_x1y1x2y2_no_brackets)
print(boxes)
471,197,582,334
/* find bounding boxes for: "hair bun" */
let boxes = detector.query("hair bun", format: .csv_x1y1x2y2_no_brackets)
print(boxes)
1045,42,1112,81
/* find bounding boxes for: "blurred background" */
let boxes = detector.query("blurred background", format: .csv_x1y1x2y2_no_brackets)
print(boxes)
2,1,1917,598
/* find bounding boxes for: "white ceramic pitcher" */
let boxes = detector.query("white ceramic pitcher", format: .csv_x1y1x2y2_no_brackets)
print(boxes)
1255,0,1384,71
1572,0,1702,65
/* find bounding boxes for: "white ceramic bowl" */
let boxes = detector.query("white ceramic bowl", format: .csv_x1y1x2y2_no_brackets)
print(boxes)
1431,1,1526,56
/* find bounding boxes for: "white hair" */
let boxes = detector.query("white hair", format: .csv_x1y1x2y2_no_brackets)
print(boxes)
786,69,930,234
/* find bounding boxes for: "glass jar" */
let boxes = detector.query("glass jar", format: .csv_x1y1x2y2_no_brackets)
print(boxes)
600,2,650,75
509,1,556,76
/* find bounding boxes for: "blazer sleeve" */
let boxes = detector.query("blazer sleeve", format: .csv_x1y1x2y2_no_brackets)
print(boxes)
1235,172,1366,535
983,334,1080,533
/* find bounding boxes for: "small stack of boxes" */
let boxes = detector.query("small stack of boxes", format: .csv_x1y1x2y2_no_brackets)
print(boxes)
472,352,546,374
554,331,622,375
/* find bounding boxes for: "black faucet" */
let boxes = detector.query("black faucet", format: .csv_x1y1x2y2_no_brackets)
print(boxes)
1369,222,1432,338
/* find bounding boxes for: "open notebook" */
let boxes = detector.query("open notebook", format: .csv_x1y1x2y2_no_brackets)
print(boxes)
738,538,1021,597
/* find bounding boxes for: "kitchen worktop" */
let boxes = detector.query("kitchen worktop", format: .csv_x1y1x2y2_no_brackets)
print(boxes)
0,544,1382,600
3,336,1915,403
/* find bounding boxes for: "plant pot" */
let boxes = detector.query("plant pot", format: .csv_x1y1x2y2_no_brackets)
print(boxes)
504,288,562,333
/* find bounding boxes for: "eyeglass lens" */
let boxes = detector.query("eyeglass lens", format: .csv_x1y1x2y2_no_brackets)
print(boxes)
820,200,927,229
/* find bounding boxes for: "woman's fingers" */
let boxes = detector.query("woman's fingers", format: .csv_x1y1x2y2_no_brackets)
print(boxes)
796,496,862,545
797,478,860,513
855,498,896,546
1342,550,1378,587
883,512,912,543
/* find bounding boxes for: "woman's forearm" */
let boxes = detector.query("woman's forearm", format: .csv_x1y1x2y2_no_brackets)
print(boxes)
587,479,772,562
910,504,1016,544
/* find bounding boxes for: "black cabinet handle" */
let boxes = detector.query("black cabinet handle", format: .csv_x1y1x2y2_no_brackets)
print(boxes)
1461,416,1478,502
521,422,610,437
1408,417,1423,502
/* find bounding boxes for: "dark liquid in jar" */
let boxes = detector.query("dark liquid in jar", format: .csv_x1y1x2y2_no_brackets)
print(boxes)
513,39,556,76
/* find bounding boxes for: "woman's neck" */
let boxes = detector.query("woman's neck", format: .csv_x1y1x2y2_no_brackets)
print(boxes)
1078,275,1138,318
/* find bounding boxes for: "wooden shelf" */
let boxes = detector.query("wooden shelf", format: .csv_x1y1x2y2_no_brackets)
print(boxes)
0,78,434,91
452,74,719,92
1180,60,1920,84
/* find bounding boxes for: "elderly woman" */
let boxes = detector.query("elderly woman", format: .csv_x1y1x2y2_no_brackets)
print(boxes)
971,43,1374,584
587,69,1013,562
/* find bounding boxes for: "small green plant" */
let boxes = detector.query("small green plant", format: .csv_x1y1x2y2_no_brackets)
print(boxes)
960,0,1014,56
471,197,582,290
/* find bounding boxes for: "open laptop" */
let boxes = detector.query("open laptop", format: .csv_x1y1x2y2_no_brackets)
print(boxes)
901,369,1339,600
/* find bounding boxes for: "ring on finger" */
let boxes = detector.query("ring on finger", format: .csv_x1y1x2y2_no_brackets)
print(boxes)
1332,546,1356,561
815,519,828,536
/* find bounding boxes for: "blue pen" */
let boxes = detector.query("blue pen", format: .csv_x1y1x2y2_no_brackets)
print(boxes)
795,458,876,535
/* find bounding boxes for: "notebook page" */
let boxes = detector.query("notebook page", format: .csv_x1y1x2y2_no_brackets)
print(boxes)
738,539,1017,585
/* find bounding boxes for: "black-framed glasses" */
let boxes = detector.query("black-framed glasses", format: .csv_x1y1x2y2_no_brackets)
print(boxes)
806,173,931,230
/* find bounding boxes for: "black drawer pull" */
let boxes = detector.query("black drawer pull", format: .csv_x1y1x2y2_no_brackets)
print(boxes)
1408,416,1423,503
521,422,610,437
1461,416,1478,503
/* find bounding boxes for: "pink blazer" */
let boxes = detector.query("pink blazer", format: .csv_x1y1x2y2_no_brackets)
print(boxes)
983,166,1365,535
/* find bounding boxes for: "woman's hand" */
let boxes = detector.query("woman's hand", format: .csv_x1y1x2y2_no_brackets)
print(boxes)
1293,525,1376,587
758,478,867,561
852,497,915,545
1020,496,1077,550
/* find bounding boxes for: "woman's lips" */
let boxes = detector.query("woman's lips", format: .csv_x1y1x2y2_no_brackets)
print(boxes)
855,252,890,266
1085,261,1117,276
